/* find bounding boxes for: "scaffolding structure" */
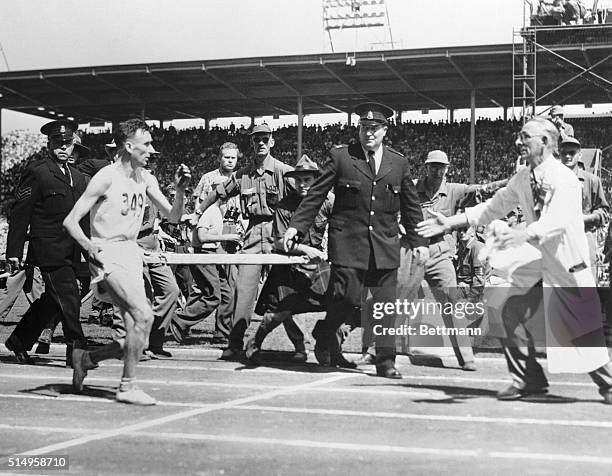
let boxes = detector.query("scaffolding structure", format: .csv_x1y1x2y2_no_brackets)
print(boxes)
512,1,612,122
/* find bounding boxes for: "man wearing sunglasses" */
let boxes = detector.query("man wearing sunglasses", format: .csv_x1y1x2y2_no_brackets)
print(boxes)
196,123,295,360
417,117,612,404
4,119,88,366
284,102,429,378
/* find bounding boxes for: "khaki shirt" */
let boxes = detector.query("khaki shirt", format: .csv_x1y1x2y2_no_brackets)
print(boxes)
216,154,293,253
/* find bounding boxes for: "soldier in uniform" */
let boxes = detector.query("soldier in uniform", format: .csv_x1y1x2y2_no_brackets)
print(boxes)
4,120,88,365
404,150,507,371
197,123,295,360
284,103,429,378
559,136,609,281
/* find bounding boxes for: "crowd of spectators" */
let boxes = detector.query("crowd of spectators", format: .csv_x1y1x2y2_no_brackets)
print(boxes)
0,131,48,217
1,116,610,220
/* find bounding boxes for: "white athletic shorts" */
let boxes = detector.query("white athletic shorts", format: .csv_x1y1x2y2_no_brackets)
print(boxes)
90,240,146,305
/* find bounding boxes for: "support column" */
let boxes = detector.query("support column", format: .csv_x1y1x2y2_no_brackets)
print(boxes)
469,89,476,184
347,111,352,126
503,107,508,122
0,107,3,173
204,117,210,132
250,116,255,127
140,104,146,121
297,96,303,160
449,108,455,123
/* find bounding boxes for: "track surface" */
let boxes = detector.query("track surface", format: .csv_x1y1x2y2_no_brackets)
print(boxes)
1,346,611,476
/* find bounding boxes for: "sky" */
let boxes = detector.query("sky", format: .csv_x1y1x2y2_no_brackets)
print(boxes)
1,0,607,134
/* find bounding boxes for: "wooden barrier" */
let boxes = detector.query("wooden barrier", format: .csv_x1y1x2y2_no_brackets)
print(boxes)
142,252,311,266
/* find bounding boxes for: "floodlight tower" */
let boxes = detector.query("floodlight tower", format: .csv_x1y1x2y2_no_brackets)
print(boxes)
322,0,396,52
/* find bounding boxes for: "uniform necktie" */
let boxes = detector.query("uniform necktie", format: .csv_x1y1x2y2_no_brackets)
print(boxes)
62,163,73,187
368,150,377,176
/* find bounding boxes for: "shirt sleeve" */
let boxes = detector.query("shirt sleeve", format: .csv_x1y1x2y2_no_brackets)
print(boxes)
589,176,610,228
6,166,41,260
273,205,293,252
464,180,520,226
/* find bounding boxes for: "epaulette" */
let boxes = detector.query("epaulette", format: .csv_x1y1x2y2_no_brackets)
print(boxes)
385,146,405,158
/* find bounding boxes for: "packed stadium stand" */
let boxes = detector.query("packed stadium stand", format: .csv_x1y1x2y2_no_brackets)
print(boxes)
2,117,611,219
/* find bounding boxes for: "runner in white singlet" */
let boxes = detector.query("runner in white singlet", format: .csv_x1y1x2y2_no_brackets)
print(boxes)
63,119,190,406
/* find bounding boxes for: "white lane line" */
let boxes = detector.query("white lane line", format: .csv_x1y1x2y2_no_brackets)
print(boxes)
0,373,285,390
3,424,611,465
0,393,247,408
0,371,597,388
0,373,355,461
487,450,612,465
235,404,612,429
0,424,89,434
1,393,609,430
130,432,612,465
100,362,348,375
0,387,447,405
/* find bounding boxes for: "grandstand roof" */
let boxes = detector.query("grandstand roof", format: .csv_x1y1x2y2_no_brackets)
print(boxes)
1,37,611,124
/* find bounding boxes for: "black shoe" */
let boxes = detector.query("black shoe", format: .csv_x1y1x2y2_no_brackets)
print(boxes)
148,347,173,359
376,366,403,379
170,321,187,344
35,342,50,354
354,353,375,366
496,384,548,401
330,353,357,369
289,351,308,363
314,346,331,366
5,335,35,365
220,347,243,361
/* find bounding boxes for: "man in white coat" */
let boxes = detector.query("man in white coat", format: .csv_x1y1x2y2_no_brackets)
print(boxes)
417,117,612,403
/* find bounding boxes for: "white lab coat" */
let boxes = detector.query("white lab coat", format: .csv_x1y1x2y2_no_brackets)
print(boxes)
466,155,610,373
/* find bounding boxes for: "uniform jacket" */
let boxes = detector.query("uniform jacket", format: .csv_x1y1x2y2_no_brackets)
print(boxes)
290,143,426,270
574,167,609,232
6,155,87,267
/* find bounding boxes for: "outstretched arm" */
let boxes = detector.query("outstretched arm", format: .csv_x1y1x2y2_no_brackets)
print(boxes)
146,164,191,223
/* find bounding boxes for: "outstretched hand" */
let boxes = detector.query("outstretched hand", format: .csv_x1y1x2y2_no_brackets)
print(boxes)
416,211,450,238
283,227,299,253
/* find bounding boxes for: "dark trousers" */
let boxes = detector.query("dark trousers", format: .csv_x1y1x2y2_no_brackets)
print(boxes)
174,250,223,330
172,244,193,300
501,283,612,392
314,259,398,367
145,262,180,349
214,263,236,338
11,265,84,350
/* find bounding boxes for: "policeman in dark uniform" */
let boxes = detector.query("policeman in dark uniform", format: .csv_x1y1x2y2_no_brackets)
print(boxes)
284,103,429,378
4,120,87,365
